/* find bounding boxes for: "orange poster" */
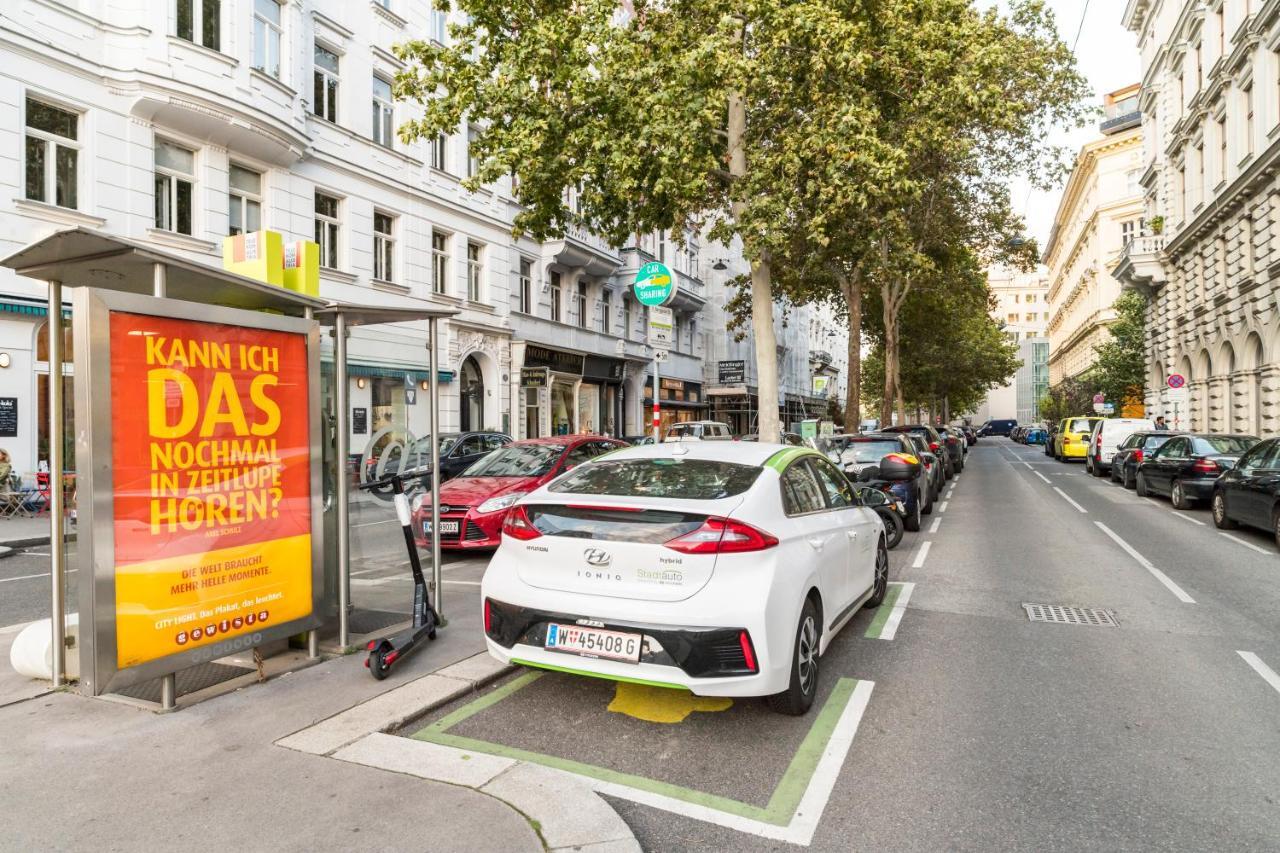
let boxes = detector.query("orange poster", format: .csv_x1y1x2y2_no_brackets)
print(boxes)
110,312,312,668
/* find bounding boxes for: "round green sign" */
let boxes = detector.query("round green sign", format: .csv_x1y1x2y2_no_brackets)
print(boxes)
633,261,677,307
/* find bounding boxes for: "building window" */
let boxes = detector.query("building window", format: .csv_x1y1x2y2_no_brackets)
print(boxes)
314,191,340,269
430,2,447,43
1218,115,1227,182
1244,83,1254,156
577,281,588,328
1243,215,1255,278
1217,235,1227,293
1026,293,1037,304
373,211,395,282
177,0,220,51
24,97,79,210
518,258,532,314
466,242,483,301
467,126,480,178
313,44,339,122
623,294,633,340
550,271,562,322
1006,313,1017,324
1121,218,1138,246
599,288,612,334
1126,168,1141,196
1194,44,1202,91
253,0,282,79
431,133,447,172
228,164,262,236
372,76,394,146
431,232,449,295
154,140,195,235
1196,143,1205,209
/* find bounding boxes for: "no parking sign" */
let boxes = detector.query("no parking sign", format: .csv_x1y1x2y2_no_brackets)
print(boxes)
1167,373,1186,389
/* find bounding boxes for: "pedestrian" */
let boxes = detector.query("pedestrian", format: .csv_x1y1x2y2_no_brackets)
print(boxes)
1154,416,1168,431
0,449,11,485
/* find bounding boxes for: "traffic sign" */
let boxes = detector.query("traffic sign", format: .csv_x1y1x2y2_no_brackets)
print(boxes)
653,348,668,363
633,262,677,307
1166,386,1189,404
647,305,674,349
1102,402,1115,414
1092,393,1105,405
1167,373,1186,389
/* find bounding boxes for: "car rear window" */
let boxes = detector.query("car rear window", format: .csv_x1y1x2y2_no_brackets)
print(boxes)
1141,434,1172,449
463,444,562,477
1068,419,1098,433
526,505,706,543
847,440,904,463
1191,436,1257,455
549,459,762,499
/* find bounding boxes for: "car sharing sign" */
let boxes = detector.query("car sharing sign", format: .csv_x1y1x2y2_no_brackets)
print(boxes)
633,261,677,307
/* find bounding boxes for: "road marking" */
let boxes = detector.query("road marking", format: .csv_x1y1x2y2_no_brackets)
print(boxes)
1237,651,1280,696
945,488,955,500
1170,512,1206,527
0,568,77,584
912,541,931,568
354,519,397,528
24,551,50,556
1053,487,1087,513
1022,461,1033,470
1095,522,1195,604
1219,532,1272,555
929,517,941,534
443,580,482,586
938,501,949,513
871,582,915,641
1033,471,1051,484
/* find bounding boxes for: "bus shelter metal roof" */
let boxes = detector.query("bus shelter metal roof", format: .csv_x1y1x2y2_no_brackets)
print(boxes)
1,228,456,701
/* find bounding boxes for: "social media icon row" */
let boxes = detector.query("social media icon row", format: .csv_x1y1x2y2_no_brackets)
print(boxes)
174,610,270,645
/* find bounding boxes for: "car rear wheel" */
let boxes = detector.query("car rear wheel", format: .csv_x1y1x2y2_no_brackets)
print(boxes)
1135,472,1149,497
769,598,820,716
1273,509,1280,551
1212,492,1237,530
1123,466,1136,489
904,492,922,532
865,539,890,608
1171,480,1193,510
1109,463,1121,483
1085,457,1094,475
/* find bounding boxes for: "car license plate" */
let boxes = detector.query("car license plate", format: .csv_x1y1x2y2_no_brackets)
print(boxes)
545,623,641,663
422,520,460,535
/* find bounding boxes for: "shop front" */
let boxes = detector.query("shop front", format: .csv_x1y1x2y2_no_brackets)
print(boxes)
517,344,627,438
644,377,706,437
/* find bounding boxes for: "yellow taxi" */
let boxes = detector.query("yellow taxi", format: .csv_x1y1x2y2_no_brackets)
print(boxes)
1055,416,1104,462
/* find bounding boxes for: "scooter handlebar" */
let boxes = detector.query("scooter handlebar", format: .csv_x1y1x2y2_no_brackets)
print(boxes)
357,468,433,492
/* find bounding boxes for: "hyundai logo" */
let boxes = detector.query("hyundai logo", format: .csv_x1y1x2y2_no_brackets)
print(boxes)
583,548,613,567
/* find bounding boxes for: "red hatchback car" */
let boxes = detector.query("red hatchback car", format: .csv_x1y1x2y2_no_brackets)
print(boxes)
411,435,626,551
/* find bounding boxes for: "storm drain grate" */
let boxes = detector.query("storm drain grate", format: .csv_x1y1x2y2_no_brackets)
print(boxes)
113,662,255,704
1022,603,1118,627
348,608,411,635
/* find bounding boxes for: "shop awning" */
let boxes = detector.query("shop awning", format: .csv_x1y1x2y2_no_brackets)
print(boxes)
705,385,752,397
346,362,454,383
643,398,708,410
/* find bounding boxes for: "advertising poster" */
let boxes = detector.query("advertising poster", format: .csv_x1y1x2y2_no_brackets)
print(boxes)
109,312,312,668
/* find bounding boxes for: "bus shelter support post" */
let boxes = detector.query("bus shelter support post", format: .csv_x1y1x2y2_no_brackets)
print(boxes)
48,279,66,688
428,318,441,619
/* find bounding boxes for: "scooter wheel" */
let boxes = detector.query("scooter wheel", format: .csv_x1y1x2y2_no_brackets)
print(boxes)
368,647,390,680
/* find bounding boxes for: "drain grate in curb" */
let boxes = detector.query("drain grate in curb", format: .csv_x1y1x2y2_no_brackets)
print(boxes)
1022,603,1118,627
113,662,255,704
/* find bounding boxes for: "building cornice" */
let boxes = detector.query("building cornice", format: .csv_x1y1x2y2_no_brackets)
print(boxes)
1043,128,1143,263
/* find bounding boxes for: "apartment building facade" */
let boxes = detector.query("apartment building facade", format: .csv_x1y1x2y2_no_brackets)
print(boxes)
1118,0,1280,433
973,265,1051,424
1044,86,1145,388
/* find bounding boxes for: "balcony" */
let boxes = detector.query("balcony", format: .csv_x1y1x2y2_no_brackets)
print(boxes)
541,224,623,277
1113,235,1168,295
1100,110,1141,135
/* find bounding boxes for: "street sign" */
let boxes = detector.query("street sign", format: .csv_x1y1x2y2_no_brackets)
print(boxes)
1102,402,1115,414
1092,393,1105,404
1166,386,1189,405
718,360,745,384
647,305,674,349
653,348,669,363
1093,402,1106,414
1167,373,1186,389
633,261,677,307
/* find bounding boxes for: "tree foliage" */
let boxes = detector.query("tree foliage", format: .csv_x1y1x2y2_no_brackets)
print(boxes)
1090,290,1148,408
1038,376,1095,427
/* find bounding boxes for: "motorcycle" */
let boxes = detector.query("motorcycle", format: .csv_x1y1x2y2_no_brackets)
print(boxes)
852,482,905,549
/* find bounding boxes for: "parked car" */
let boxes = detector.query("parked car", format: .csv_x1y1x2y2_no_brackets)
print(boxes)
901,432,945,502
1025,427,1048,445
412,435,626,550
365,431,511,485
1135,434,1260,508
1085,418,1155,477
1044,422,1060,457
740,432,805,446
977,419,1017,437
624,435,657,446
1110,431,1183,489
1053,416,1105,462
882,424,953,479
664,421,733,442
935,426,967,472
958,425,977,446
1212,437,1280,544
824,432,932,532
481,441,891,715
1010,426,1026,443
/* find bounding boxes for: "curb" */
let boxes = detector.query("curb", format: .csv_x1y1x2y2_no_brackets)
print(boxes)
0,532,78,549
276,653,640,852
0,546,13,560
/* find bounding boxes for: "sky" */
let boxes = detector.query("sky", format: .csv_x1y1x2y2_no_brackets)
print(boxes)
994,0,1142,251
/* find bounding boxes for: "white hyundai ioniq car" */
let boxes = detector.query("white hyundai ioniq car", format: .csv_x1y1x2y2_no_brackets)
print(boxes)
480,441,890,714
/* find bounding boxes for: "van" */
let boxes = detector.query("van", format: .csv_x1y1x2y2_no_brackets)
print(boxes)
663,421,734,442
977,419,1017,437
1055,416,1106,461
1085,418,1154,476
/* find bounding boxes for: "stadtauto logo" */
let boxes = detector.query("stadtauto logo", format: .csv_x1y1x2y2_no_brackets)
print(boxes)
636,567,684,585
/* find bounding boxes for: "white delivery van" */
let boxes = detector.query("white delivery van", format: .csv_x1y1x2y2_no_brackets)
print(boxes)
1086,417,1155,476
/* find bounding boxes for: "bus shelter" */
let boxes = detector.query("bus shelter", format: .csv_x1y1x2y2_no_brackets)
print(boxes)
2,228,455,709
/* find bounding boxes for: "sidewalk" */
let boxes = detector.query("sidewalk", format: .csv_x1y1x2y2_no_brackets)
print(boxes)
0,514,71,549
1,628,545,851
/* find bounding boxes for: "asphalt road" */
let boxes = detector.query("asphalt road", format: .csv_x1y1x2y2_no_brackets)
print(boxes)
409,440,1280,851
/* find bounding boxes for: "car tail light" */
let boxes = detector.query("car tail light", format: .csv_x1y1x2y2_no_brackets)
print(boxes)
738,630,758,673
665,517,779,554
501,505,541,540
1134,449,1144,463
929,442,940,452
483,598,492,634
1192,458,1221,475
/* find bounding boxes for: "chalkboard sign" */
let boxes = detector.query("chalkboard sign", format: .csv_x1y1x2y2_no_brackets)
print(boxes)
0,397,16,438
352,407,368,435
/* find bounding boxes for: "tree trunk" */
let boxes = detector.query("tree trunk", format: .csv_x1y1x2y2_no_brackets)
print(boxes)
839,273,862,433
728,80,781,442
881,306,898,426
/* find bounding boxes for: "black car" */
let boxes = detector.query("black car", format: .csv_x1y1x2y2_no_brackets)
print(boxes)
978,419,1017,437
883,424,953,478
368,431,513,484
828,432,933,532
1044,423,1059,457
900,432,945,502
935,426,967,472
1110,431,1183,489
1212,438,1280,545
1135,434,1259,508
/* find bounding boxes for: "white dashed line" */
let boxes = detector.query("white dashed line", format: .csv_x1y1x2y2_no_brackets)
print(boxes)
938,501,949,513
1022,461,1033,470
1238,651,1280,696
1169,511,1206,526
1053,487,1087,513
912,541,932,568
929,517,941,534
1095,522,1195,603
1033,471,1051,484
1219,532,1272,555
877,582,915,641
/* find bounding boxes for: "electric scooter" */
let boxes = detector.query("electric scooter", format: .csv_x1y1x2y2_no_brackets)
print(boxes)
359,469,439,679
